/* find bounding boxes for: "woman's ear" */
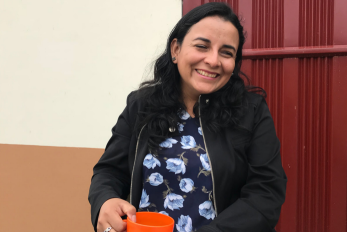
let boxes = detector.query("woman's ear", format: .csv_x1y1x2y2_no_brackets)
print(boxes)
170,38,180,64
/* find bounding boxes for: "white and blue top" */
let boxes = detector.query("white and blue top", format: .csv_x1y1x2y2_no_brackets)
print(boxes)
139,110,216,232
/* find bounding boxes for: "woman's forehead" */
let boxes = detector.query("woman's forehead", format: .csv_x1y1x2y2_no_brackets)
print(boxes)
184,16,239,47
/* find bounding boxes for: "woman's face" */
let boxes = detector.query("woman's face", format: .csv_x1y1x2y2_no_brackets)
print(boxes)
171,16,239,99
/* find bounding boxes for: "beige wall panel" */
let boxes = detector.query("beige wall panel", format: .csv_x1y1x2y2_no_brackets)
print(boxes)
0,144,102,232
0,0,182,148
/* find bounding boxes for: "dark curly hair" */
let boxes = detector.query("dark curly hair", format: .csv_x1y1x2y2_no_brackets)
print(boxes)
136,2,264,152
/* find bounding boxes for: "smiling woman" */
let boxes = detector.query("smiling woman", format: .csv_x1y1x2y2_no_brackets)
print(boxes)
89,3,287,232
171,16,239,114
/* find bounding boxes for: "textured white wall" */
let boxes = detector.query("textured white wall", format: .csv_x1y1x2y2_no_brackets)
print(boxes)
0,0,182,148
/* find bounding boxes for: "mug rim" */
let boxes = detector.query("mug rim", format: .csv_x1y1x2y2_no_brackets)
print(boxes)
127,212,175,228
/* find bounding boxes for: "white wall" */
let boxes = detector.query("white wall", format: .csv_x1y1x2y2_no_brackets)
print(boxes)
0,0,182,148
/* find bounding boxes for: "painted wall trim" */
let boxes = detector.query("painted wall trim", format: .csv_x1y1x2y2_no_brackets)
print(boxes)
243,45,347,59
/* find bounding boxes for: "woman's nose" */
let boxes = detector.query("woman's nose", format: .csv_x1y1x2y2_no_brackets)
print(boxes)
204,51,220,68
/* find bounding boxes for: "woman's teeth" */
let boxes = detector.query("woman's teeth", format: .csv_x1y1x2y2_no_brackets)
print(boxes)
196,69,218,78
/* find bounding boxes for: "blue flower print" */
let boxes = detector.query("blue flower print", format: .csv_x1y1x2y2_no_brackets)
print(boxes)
176,215,193,232
200,154,210,171
180,135,196,149
179,178,194,193
139,189,150,208
164,193,184,210
179,110,190,120
166,158,186,174
143,154,161,169
159,138,178,148
178,123,184,133
198,200,216,220
159,211,169,216
198,127,202,135
148,172,163,186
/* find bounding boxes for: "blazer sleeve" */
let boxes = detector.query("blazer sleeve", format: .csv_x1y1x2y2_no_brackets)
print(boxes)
198,97,287,232
88,92,135,231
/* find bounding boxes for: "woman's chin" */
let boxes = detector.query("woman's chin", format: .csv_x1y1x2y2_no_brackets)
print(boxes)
195,87,220,95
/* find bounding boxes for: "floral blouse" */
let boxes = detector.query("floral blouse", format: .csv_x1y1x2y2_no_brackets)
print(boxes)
139,110,216,232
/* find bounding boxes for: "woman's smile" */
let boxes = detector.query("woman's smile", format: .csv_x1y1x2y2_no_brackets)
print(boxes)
195,69,220,79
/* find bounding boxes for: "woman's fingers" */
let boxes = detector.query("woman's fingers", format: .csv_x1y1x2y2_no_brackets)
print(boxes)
108,216,127,232
119,201,136,223
97,198,136,232
98,224,126,232
98,198,128,232
97,218,126,232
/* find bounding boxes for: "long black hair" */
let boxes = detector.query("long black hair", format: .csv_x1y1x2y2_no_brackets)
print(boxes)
136,2,264,152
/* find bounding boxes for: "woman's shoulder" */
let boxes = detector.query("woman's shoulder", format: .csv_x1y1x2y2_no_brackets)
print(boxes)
237,91,269,130
244,91,266,108
125,86,155,109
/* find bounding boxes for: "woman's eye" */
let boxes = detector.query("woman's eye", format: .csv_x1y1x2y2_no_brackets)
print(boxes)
196,45,207,49
223,51,234,57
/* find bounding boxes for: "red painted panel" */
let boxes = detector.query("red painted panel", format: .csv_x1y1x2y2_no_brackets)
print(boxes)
297,57,332,232
334,0,347,44
330,56,347,232
182,0,201,16
280,58,299,232
299,0,334,46
183,1,347,232
252,0,284,48
284,0,300,47
238,0,253,49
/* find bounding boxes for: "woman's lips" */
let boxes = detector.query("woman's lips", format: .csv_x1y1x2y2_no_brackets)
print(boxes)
196,69,219,80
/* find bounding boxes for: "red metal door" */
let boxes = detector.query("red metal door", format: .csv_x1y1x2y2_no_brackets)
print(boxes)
183,1,347,231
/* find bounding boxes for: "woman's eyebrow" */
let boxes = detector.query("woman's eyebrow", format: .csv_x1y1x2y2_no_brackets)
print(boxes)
193,37,211,43
193,37,236,52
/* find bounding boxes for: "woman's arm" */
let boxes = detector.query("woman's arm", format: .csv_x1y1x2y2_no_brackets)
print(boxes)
198,97,287,232
88,92,137,231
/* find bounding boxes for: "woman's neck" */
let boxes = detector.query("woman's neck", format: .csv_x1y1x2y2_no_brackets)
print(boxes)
182,92,199,118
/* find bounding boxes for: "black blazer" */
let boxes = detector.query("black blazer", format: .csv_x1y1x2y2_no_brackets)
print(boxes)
88,90,287,232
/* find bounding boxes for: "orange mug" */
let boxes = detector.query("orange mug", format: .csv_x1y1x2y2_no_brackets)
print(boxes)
124,212,174,232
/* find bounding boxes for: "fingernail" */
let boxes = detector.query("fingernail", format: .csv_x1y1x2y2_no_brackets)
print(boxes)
131,215,136,222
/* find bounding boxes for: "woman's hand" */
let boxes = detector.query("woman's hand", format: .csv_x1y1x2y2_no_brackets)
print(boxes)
97,198,136,232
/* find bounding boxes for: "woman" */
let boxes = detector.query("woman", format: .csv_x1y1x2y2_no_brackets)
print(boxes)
89,3,287,232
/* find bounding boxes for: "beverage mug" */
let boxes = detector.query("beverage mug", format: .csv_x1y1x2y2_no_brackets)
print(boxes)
123,212,174,232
